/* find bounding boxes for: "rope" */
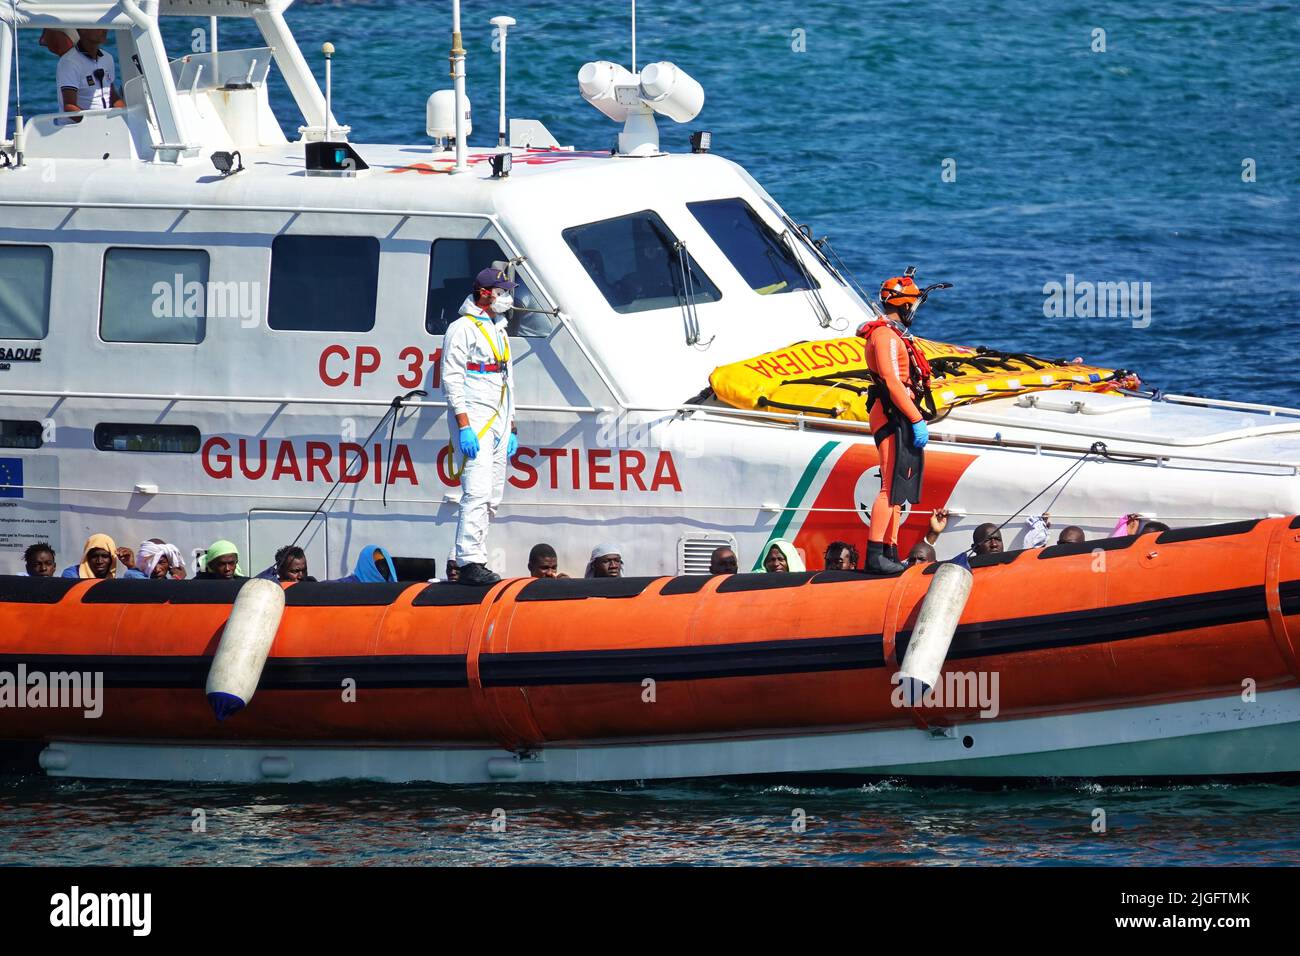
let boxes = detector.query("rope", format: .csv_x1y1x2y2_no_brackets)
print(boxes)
973,441,1107,553
288,389,424,549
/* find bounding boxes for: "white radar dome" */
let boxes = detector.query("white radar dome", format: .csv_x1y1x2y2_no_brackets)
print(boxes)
427,89,472,140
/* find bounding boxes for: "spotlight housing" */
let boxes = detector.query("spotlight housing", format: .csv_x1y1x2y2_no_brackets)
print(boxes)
210,150,244,177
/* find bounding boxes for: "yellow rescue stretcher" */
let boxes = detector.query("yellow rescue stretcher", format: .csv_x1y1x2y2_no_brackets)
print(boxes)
708,336,1140,422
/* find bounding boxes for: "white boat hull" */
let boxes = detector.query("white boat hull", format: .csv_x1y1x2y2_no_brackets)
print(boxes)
35,688,1300,784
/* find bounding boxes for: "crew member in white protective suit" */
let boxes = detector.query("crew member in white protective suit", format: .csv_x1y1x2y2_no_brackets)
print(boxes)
440,266,518,586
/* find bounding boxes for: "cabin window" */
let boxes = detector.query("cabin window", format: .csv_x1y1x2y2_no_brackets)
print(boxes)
425,239,553,337
101,247,208,344
0,420,44,450
563,211,721,314
687,199,816,295
268,235,380,332
93,423,201,453
0,245,54,339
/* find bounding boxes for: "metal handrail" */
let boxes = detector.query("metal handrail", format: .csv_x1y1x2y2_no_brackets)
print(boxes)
1158,393,1300,418
0,478,1279,525
0,388,598,415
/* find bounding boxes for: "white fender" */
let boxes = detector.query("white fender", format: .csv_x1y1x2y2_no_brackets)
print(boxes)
898,560,973,706
205,579,286,721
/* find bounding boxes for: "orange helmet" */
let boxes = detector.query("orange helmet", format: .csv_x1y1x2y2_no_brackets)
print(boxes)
879,275,922,310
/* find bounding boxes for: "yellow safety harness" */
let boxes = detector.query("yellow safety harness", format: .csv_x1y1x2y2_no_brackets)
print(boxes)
448,314,512,481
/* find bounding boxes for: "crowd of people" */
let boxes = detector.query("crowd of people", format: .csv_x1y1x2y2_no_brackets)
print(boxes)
14,509,1174,584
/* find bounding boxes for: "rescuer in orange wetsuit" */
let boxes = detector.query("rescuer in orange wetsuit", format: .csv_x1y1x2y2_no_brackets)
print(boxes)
858,275,932,574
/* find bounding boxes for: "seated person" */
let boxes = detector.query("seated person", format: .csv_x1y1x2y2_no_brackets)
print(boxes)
823,541,859,570
761,539,805,573
906,540,937,566
1111,513,1171,537
972,523,1003,556
1057,525,1086,545
124,540,174,579
586,544,623,578
527,543,568,579
58,29,125,115
709,546,738,575
257,545,316,583
24,542,56,577
336,545,398,583
194,540,245,580
61,534,118,579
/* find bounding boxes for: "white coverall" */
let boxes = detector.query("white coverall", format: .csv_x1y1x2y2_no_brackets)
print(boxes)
441,296,515,566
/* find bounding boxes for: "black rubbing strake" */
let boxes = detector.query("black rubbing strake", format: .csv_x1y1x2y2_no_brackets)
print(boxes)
659,575,712,596
716,572,816,593
284,582,415,607
0,577,82,604
1155,519,1262,545
515,576,656,602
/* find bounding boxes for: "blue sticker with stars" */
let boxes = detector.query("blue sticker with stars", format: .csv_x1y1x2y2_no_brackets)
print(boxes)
0,458,23,498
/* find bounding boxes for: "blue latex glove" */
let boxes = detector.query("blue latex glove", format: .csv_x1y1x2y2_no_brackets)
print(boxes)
912,419,929,448
458,426,479,460
507,432,518,457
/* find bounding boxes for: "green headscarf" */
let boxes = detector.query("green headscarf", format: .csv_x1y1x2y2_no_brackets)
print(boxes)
204,539,243,576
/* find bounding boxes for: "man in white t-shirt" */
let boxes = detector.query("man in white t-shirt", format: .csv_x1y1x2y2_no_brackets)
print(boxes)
57,29,125,113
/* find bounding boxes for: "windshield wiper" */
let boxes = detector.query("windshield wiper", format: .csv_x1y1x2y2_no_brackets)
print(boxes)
780,229,834,328
673,240,713,347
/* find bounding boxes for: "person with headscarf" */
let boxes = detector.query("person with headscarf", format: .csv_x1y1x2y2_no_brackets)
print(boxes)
125,540,175,579
336,545,398,583
585,544,623,578
195,540,244,579
161,542,187,579
760,539,805,573
60,533,118,579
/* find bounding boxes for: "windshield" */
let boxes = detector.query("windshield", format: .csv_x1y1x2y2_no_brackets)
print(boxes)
563,211,721,314
687,198,816,296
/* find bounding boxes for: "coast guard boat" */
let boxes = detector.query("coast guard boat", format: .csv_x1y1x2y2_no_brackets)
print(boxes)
0,0,1298,784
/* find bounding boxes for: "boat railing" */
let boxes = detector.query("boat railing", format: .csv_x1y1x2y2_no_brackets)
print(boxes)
635,402,1300,475
1158,393,1300,419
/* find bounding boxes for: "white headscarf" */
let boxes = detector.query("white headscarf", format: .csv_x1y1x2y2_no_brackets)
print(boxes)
585,543,622,578
136,540,168,578
760,538,805,573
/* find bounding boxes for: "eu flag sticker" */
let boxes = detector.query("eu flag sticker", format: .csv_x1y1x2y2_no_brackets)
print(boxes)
0,457,23,498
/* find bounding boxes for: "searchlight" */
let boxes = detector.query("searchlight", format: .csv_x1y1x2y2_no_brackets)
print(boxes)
577,59,704,156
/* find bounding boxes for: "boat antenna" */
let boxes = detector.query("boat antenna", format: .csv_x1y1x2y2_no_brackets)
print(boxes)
631,0,637,72
490,15,515,148
8,0,25,167
322,41,334,141
450,0,468,172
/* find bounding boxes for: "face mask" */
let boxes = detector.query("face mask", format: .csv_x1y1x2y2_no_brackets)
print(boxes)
489,292,514,315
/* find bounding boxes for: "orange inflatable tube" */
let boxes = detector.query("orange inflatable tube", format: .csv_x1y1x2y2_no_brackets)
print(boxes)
1,517,1297,751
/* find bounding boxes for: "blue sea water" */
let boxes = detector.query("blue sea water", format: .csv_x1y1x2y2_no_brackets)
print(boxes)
3,0,1299,865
